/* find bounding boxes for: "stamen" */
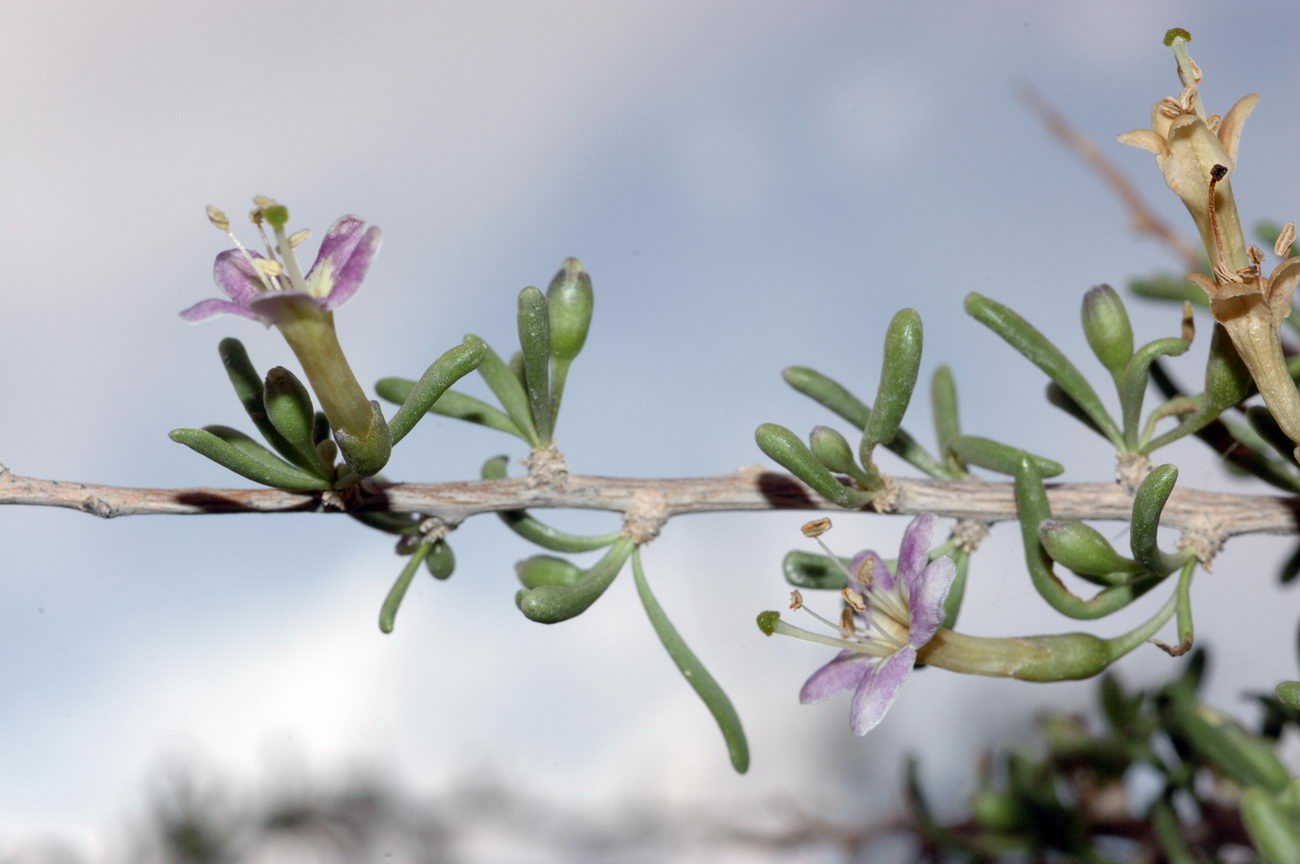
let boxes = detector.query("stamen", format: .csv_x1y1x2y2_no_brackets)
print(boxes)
840,607,855,634
801,518,832,538
288,229,311,249
809,535,856,584
206,205,230,232
796,603,858,640
840,587,866,612
1276,222,1296,258
788,590,803,610
1248,245,1265,268
856,555,875,586
209,203,274,293
253,258,284,279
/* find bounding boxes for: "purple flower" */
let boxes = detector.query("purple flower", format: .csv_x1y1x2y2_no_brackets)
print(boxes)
798,514,956,735
181,210,382,326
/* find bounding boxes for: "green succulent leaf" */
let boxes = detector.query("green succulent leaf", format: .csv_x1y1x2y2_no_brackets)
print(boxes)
170,426,332,491
632,548,749,773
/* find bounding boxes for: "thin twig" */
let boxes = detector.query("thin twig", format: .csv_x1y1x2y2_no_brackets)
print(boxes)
1021,87,1203,272
3,466,1297,540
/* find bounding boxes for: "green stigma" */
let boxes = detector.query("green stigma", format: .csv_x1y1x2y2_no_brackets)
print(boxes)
264,204,290,227
1163,27,1191,46
756,610,780,636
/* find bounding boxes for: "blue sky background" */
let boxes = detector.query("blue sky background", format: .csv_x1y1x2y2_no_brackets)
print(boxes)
4,1,1300,858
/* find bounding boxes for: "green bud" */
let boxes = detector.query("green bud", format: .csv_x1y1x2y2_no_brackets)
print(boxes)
516,539,633,624
546,258,594,363
516,554,582,589
756,610,780,636
263,366,323,473
1081,285,1134,380
808,425,862,477
425,539,455,580
1038,519,1141,580
1242,787,1300,864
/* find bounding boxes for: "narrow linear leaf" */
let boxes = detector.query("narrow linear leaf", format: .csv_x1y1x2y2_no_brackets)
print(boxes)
377,379,525,440
783,366,952,478
632,548,749,773
385,338,486,445
379,542,433,633
1130,464,1189,575
1120,337,1189,449
862,308,923,456
481,456,622,551
950,435,1064,478
170,426,331,490
930,365,963,471
473,337,540,445
517,286,553,442
966,293,1122,446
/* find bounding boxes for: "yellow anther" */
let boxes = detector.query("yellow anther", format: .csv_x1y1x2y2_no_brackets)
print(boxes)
801,518,832,538
205,205,230,232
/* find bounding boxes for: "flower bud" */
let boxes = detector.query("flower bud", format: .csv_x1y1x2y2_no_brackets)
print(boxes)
516,554,582,589
1038,519,1141,579
425,539,455,580
546,258,594,363
808,425,860,476
1081,285,1134,380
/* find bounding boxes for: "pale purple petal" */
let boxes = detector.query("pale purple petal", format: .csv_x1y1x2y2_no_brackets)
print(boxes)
179,298,261,322
247,291,327,326
849,646,916,735
848,549,893,592
897,513,935,590
212,249,263,305
799,650,870,704
305,215,366,294
908,556,957,647
323,225,381,310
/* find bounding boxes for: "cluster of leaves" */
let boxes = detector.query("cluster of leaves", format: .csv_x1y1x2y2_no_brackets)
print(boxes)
902,649,1300,863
